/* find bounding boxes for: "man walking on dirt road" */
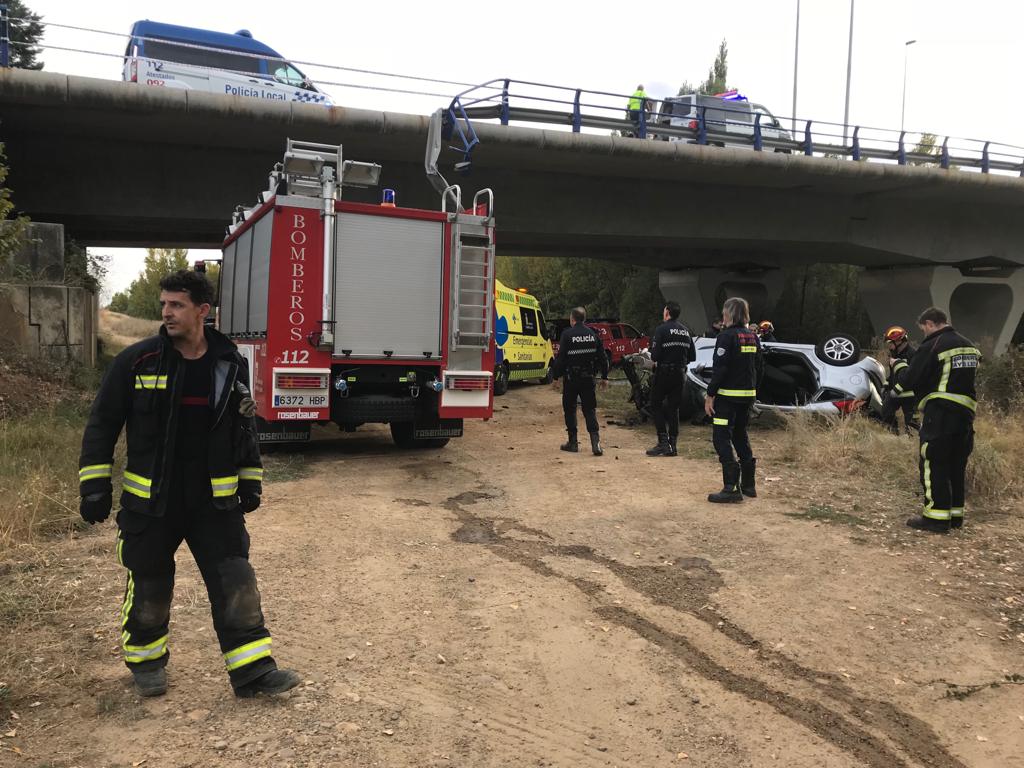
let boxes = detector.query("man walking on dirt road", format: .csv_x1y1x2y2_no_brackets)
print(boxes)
646,301,695,457
78,269,300,698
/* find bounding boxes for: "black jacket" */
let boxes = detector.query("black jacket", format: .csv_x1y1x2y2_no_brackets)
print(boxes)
902,326,979,416
887,341,918,400
706,324,763,401
552,324,608,380
78,326,263,516
650,320,695,367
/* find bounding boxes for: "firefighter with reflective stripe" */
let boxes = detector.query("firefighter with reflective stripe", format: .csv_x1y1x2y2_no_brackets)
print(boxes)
78,270,299,698
901,307,980,534
880,325,919,433
646,301,695,457
704,297,764,503
551,306,609,456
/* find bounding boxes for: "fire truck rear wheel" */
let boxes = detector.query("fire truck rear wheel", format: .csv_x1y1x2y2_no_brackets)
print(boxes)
541,359,554,385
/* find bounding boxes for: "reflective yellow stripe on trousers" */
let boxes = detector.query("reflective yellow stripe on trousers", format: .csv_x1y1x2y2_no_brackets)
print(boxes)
717,389,756,397
712,418,729,426
224,638,272,671
920,441,951,520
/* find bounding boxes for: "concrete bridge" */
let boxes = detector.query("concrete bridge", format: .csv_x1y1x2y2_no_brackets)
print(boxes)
2,69,1022,350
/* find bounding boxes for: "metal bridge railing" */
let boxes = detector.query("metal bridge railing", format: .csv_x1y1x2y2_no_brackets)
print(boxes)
443,78,1024,177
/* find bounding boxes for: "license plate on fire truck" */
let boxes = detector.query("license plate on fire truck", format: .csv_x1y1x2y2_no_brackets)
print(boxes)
273,393,328,408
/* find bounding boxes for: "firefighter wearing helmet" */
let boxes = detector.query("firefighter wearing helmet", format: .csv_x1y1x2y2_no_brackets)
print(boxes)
757,321,777,343
880,325,919,433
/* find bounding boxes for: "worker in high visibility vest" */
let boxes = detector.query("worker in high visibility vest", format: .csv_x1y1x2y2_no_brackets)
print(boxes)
626,85,649,135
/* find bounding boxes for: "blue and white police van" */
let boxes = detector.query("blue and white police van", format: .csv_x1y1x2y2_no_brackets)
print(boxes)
121,20,333,106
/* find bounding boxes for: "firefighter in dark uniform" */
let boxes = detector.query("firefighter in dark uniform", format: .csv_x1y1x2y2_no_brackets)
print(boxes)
704,297,764,503
646,301,695,457
901,307,980,533
78,270,300,698
757,321,777,343
551,306,609,456
880,325,919,433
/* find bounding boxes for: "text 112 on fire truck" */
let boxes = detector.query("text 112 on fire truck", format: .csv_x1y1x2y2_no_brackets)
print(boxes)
216,137,496,447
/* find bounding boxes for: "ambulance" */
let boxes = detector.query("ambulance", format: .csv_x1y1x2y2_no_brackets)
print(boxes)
493,280,553,394
218,136,495,447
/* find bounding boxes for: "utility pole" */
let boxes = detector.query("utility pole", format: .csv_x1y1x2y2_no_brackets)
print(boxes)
901,39,917,133
792,0,800,134
843,0,855,145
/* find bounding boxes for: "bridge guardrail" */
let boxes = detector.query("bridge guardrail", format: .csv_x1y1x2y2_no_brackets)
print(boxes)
444,78,1024,176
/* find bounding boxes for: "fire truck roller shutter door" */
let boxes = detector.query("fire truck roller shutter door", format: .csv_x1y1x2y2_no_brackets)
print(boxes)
333,213,444,359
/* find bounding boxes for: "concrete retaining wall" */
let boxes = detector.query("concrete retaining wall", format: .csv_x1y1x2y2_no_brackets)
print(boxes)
0,282,97,365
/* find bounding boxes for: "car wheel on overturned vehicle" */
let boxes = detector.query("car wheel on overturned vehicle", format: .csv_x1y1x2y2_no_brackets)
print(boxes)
815,333,861,367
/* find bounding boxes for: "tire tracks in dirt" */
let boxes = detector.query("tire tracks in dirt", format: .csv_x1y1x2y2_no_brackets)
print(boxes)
443,487,967,768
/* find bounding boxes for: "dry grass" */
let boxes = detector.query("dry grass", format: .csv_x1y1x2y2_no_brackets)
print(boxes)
98,309,161,354
764,409,1023,512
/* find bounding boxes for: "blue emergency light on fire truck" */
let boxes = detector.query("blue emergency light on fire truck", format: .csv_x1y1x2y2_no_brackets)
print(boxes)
217,117,496,447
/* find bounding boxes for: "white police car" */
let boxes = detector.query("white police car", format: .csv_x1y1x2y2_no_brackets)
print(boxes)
122,20,333,106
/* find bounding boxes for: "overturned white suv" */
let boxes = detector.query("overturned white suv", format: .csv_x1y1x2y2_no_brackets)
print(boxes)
625,333,886,419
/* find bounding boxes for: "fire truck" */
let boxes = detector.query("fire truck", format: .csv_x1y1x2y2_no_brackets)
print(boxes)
217,127,496,447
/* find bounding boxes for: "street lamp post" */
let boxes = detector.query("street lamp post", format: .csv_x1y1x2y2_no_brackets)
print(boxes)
792,0,800,134
843,0,855,145
901,39,917,133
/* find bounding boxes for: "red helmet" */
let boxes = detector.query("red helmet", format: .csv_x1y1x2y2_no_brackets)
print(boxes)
758,321,774,334
884,326,908,343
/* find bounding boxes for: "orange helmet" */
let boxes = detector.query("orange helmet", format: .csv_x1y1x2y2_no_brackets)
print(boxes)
758,321,774,334
884,326,908,343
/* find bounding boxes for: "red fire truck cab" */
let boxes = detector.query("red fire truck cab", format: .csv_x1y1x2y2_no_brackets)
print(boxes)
218,139,495,447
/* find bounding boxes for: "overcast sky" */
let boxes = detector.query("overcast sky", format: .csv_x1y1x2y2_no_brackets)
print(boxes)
21,0,1024,302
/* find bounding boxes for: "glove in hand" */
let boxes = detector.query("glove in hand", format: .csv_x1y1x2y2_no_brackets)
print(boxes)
238,493,261,514
80,492,112,524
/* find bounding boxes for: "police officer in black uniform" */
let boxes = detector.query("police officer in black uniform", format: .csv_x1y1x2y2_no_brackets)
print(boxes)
901,307,980,533
880,325,919,433
704,297,764,502
551,307,609,456
646,301,695,457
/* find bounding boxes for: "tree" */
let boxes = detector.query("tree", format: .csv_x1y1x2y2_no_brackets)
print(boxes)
0,142,28,277
5,0,44,70
677,39,730,96
115,248,190,319
700,39,729,95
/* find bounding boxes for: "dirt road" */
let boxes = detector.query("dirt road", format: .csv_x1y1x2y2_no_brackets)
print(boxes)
3,383,1023,767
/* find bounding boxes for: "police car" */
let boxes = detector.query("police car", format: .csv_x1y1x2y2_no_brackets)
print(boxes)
122,20,333,106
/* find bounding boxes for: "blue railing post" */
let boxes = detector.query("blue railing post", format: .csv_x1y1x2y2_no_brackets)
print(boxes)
803,121,813,156
898,131,907,165
0,4,10,68
753,113,763,151
697,106,707,145
572,89,582,133
638,104,647,139
941,137,950,170
982,141,991,174
499,79,510,126
852,126,861,160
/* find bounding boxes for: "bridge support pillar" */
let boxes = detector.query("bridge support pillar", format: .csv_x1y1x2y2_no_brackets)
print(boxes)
659,268,784,335
860,266,1024,355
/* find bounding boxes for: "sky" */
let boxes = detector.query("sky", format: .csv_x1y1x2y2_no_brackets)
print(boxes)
18,0,1024,302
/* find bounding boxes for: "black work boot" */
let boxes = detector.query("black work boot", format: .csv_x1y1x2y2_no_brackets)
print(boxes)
708,462,743,503
905,516,950,534
950,514,963,530
132,667,167,698
646,434,670,456
560,433,579,453
590,433,603,456
740,458,757,498
234,668,302,698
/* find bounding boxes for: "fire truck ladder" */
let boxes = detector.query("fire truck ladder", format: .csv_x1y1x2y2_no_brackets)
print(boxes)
445,186,495,351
